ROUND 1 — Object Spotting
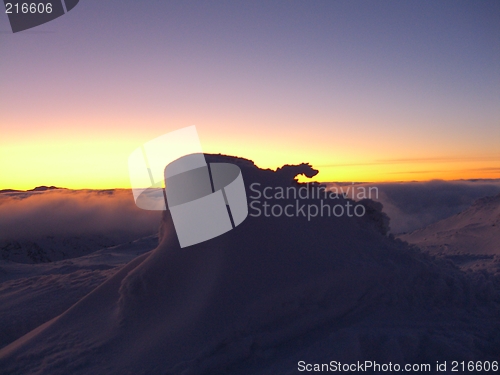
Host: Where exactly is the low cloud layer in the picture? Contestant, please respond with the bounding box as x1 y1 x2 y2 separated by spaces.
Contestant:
0 189 162 241
328 180 500 234
3 180 500 242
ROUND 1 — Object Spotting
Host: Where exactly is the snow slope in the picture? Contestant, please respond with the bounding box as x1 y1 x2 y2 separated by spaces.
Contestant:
0 235 158 349
399 193 500 272
0 234 132 263
0 156 499 375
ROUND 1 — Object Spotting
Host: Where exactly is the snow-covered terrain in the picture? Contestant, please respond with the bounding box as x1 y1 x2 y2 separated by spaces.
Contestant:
327 180 500 233
0 234 134 263
400 193 500 273
0 235 158 349
0 156 499 374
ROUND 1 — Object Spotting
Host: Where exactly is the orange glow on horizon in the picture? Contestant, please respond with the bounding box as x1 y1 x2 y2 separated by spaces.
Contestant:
2 132 499 190
2 116 499 190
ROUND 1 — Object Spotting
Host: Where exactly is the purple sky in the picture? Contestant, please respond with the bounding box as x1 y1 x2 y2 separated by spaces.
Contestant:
1 0 499 188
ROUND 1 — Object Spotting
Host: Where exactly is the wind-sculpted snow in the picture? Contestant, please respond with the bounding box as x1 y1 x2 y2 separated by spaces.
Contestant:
0 235 158 350
0 156 499 375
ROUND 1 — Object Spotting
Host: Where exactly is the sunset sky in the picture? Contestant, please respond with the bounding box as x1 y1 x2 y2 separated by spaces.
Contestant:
1 0 499 189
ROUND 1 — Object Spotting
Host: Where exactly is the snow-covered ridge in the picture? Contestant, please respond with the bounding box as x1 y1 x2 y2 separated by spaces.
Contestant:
399 193 500 273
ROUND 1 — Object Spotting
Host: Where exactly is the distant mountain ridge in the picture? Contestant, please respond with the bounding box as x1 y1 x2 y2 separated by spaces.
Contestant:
400 193 500 255
399 193 500 272
29 186 62 192
0 186 63 194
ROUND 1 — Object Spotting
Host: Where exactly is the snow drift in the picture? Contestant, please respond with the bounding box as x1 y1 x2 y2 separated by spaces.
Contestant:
0 155 499 375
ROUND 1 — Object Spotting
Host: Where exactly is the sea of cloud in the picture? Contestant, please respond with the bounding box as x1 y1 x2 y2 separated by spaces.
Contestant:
2 179 500 242
0 189 161 241
327 179 500 233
